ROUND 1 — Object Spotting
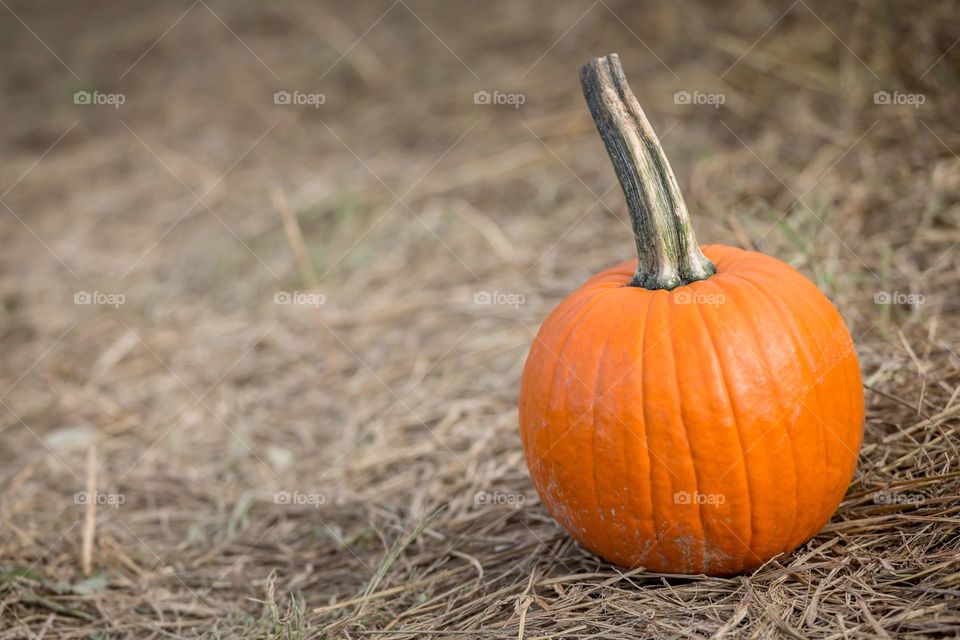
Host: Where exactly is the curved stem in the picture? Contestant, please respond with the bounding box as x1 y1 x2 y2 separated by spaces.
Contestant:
579 53 715 290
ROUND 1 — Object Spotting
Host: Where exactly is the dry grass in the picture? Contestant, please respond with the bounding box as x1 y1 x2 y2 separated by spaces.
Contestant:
1 0 959 637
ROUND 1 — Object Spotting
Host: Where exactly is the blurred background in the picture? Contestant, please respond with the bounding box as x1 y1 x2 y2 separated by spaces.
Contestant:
1 1 959 637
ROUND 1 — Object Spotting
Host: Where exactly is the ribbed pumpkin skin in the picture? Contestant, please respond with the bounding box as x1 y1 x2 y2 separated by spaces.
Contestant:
519 244 864 576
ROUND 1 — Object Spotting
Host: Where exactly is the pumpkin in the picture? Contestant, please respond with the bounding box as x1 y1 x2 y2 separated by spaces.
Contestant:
518 54 864 576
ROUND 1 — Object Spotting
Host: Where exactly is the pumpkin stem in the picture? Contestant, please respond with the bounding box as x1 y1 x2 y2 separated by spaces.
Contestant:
579 54 715 290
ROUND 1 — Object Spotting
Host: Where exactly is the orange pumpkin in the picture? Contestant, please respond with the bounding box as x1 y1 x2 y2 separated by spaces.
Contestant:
519 54 864 576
